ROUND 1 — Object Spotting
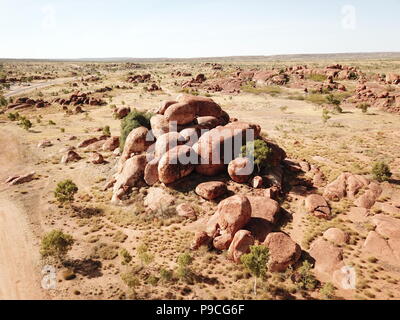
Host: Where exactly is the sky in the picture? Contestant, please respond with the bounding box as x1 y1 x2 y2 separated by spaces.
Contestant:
0 0 399 59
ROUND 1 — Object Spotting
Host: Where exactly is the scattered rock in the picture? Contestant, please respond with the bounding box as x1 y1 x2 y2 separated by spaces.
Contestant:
38 140 52 148
6 171 36 185
191 231 211 250
102 137 120 152
61 150 82 164
251 176 264 189
90 152 104 164
248 197 281 224
112 155 147 203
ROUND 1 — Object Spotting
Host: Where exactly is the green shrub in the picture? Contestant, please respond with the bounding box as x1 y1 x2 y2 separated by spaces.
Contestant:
326 94 341 107
322 109 331 123
0 95 7 107
40 230 74 259
357 103 370 113
120 109 153 151
18 117 32 131
294 261 318 291
159 268 173 283
119 248 132 265
176 252 194 282
7 112 20 121
54 180 78 203
121 272 140 289
137 244 154 266
320 282 336 299
372 161 392 182
240 245 269 296
103 125 111 137
240 139 272 172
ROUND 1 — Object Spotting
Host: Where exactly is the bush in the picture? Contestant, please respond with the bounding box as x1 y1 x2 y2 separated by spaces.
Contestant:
240 245 269 296
137 244 154 266
40 230 74 259
16 116 33 131
159 268 173 283
240 139 272 172
103 125 111 137
0 95 7 107
121 272 140 289
293 261 318 291
120 109 153 151
372 161 392 182
357 103 370 113
176 252 194 282
326 94 342 113
54 180 78 203
322 109 331 123
320 282 336 299
7 112 20 121
119 248 132 265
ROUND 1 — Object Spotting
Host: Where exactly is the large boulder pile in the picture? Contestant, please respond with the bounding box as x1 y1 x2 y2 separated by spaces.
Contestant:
53 91 106 107
192 193 300 271
111 94 287 206
111 94 286 202
348 81 400 114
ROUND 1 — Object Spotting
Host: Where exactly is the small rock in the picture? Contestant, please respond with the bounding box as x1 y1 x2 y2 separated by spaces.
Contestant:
251 176 264 189
90 152 104 164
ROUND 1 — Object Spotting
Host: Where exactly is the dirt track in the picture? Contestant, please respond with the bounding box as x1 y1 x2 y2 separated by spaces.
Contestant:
0 132 46 300
4 77 76 98
0 198 45 300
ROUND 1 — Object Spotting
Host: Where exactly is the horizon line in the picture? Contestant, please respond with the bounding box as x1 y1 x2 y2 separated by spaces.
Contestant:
1 51 400 62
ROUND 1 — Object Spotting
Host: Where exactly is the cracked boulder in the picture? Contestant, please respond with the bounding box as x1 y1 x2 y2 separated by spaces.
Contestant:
305 194 331 219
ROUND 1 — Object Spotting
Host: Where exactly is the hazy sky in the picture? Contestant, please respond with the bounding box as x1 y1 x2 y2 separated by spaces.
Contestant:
1 0 399 59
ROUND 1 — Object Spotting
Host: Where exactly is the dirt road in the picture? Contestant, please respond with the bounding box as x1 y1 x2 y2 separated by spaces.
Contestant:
4 77 76 98
0 131 47 300
0 198 46 300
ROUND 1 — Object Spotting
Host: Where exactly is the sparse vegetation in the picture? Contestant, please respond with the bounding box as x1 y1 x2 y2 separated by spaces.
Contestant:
240 139 272 172
372 161 392 182
120 109 153 150
240 245 269 296
40 230 74 260
54 180 78 203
